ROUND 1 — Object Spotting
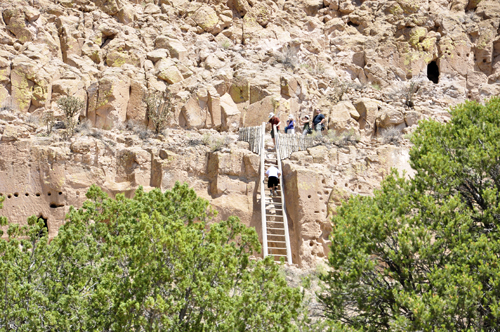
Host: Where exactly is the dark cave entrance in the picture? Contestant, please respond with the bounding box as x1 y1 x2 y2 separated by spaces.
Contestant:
427 61 439 84
37 215 49 237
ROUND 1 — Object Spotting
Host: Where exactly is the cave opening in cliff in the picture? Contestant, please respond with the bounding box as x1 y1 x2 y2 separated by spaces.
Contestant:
37 215 48 238
427 61 439 84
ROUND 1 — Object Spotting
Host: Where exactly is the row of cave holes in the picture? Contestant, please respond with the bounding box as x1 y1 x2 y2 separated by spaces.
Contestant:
305 181 364 200
0 192 64 208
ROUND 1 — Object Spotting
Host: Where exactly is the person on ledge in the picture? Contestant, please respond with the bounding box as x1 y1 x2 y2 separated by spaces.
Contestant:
285 115 295 135
312 108 326 135
300 114 312 136
268 112 281 146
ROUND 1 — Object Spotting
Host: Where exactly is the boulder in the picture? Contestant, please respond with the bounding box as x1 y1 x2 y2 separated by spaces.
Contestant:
155 37 188 61
220 93 241 132
190 5 219 33
180 95 207 129
404 111 420 127
243 95 275 127
2 8 33 43
328 101 360 133
147 49 169 63
157 66 183 84
88 71 130 129
280 75 299 98
375 105 405 129
207 87 222 129
353 98 381 134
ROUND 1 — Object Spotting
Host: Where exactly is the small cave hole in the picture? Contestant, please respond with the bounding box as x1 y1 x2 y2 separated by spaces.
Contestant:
58 192 63 195
334 181 337 185
0 193 3 197
36 193 41 197
427 61 440 84
345 183 348 187
347 21 359 27
358 185 362 189
309 241 314 247
308 195 312 198
322 179 326 184
13 193 19 198
50 203 64 209
483 59 486 63
47 192 51 196
100 35 116 48
25 193 29 197
7 194 11 199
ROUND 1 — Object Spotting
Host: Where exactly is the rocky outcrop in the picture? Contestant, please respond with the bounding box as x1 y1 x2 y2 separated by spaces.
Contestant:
0 0 499 266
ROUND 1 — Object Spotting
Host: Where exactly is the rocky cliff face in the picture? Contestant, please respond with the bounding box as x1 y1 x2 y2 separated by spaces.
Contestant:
0 0 499 267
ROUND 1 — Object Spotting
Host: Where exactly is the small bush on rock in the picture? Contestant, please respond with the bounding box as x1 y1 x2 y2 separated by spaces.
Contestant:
57 95 85 139
380 126 402 145
144 90 173 135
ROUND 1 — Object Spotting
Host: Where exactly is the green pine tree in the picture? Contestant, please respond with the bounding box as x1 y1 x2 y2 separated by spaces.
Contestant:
319 97 500 331
0 183 304 331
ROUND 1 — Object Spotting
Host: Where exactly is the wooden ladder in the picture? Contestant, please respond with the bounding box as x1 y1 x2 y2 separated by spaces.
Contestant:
259 122 292 263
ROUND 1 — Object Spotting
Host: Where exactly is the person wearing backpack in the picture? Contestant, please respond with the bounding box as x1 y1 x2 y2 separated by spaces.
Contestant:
300 115 312 135
312 108 326 135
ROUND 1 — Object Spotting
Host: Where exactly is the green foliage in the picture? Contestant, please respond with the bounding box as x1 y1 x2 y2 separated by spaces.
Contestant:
319 97 500 331
0 183 303 331
57 95 84 139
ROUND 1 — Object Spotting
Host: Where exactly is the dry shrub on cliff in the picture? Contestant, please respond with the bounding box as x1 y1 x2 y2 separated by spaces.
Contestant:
42 110 55 135
57 95 85 139
126 120 149 140
144 90 173 135
380 126 402 146
200 132 231 152
385 79 423 108
276 45 299 69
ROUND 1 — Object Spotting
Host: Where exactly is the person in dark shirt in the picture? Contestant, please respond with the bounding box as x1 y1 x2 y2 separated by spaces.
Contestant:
312 108 325 135
268 112 281 146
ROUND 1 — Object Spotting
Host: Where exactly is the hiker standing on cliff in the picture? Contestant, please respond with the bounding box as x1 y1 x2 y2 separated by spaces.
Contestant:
285 115 295 135
300 114 312 136
312 108 326 135
265 165 281 197
268 112 280 146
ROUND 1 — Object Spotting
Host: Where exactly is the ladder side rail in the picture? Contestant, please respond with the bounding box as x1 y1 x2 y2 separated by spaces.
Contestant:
260 122 268 258
273 124 293 264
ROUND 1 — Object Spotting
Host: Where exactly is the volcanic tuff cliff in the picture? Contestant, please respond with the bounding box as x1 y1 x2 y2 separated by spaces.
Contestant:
0 0 499 266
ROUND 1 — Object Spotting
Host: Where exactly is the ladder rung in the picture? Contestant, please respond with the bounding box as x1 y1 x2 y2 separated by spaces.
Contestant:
268 254 288 257
268 240 287 243
266 215 283 217
266 208 283 211
267 227 285 230
267 220 284 223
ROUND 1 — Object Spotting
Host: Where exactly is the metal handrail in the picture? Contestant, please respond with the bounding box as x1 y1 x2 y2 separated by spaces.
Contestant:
273 124 293 263
259 122 268 258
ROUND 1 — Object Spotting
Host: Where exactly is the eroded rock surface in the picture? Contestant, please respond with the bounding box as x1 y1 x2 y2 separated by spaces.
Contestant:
0 0 499 266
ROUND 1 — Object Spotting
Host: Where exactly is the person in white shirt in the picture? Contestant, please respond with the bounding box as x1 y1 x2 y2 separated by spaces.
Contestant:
265 165 281 196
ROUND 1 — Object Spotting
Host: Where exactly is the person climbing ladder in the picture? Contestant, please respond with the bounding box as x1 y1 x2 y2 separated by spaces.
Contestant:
265 165 281 196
